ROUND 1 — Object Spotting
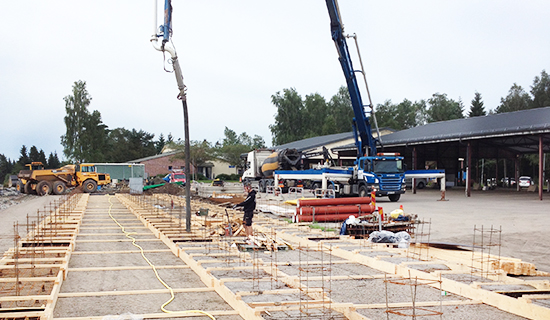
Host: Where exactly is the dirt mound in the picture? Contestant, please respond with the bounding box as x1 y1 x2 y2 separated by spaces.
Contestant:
144 183 184 195
208 195 245 204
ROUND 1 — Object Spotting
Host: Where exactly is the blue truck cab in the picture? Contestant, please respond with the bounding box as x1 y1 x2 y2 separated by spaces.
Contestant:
357 153 406 201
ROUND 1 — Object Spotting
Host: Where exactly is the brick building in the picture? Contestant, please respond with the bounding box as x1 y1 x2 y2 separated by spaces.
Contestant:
130 151 195 178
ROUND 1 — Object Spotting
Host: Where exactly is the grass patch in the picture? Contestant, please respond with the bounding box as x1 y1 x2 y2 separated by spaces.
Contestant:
309 222 336 232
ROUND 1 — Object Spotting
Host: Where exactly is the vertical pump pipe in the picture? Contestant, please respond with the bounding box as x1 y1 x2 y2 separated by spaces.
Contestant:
151 0 192 232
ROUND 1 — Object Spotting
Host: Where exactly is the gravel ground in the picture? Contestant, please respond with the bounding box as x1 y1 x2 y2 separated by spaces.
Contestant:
2 190 550 319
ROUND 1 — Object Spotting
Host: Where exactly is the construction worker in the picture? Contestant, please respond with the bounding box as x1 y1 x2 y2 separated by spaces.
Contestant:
234 183 256 241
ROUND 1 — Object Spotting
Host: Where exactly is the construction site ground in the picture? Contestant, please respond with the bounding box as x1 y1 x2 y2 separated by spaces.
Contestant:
1 188 549 320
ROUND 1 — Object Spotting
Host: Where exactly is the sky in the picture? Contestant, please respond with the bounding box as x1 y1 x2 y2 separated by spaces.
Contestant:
1 1 549 161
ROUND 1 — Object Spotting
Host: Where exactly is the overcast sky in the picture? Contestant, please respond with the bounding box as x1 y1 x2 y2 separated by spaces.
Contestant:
1 1 549 161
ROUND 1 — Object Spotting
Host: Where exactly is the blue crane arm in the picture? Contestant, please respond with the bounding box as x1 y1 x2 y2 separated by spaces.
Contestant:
325 0 377 158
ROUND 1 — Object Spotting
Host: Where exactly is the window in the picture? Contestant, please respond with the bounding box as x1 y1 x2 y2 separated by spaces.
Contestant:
168 166 173 170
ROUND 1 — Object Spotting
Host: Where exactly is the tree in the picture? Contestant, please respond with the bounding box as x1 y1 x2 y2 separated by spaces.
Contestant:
426 93 464 122
495 83 532 113
215 127 266 167
0 154 13 185
38 149 47 166
530 70 550 109
61 80 92 162
376 99 426 130
156 133 166 154
303 93 329 138
29 146 40 162
81 110 109 162
18 145 29 166
170 139 216 178
326 86 354 133
468 92 486 117
47 152 61 169
269 88 305 145
105 128 157 163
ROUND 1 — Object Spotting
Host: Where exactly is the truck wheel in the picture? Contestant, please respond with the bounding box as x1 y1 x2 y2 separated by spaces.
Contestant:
359 185 369 197
24 182 36 195
17 181 25 193
53 181 66 195
312 182 320 190
388 194 401 202
37 181 52 196
417 181 425 189
83 180 97 193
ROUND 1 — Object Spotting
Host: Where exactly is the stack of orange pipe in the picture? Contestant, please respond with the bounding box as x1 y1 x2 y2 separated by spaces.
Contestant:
294 197 375 222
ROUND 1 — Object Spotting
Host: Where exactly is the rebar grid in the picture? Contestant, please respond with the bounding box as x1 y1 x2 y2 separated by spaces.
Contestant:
470 225 502 281
297 243 336 320
408 218 431 261
384 271 443 319
1 193 81 311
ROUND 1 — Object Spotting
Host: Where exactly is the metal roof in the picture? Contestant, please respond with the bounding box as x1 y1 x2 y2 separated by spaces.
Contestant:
382 107 550 146
275 131 354 151
129 151 180 163
333 107 550 154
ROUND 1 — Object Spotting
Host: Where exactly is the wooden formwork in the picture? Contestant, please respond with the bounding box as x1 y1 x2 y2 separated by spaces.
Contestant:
0 193 89 320
5 193 549 320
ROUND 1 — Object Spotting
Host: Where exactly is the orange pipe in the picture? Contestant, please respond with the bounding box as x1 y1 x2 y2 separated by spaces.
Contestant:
297 197 371 208
294 213 359 223
296 204 374 215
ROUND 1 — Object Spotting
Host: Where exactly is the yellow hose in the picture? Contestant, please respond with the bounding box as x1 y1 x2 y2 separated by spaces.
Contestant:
107 195 215 319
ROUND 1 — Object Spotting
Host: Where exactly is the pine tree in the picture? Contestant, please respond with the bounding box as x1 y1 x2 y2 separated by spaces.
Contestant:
469 92 486 117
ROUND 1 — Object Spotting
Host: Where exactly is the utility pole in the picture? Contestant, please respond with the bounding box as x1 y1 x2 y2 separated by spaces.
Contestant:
151 0 192 231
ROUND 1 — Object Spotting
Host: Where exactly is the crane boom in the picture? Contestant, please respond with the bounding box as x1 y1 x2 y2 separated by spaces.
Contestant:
325 0 377 158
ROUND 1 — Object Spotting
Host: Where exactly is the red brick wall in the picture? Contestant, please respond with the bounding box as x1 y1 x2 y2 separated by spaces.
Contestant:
140 155 195 178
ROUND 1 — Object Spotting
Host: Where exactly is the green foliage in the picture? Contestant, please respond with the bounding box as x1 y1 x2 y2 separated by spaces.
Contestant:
216 127 266 167
0 154 13 185
496 83 532 113
469 92 486 117
18 146 29 166
169 139 216 177
426 93 464 123
530 70 550 109
47 152 61 169
215 173 241 181
29 146 40 162
376 99 427 130
156 133 166 154
269 86 354 145
61 80 93 162
105 128 157 163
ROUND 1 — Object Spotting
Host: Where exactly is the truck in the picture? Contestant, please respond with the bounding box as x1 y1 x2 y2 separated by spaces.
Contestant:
163 169 186 185
241 148 301 192
17 163 111 196
266 1 407 201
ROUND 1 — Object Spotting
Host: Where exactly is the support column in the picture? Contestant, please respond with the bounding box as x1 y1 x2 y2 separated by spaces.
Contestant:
515 156 520 192
413 147 417 194
539 136 543 200
467 142 471 197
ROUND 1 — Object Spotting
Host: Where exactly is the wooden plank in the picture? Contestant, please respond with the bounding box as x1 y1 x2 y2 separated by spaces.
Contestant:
57 287 215 298
71 249 172 255
69 265 190 272
54 309 239 320
354 299 483 309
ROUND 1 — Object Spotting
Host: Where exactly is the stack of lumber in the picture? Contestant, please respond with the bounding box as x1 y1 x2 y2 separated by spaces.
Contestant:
293 197 375 222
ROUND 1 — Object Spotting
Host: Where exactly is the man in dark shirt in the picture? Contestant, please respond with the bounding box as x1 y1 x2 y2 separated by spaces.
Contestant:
234 184 256 239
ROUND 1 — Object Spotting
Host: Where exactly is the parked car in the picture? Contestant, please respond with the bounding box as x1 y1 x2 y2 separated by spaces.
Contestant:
518 176 533 188
405 177 427 189
500 177 516 187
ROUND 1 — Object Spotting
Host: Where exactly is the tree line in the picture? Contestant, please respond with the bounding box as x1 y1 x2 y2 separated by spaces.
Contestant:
1 80 267 185
270 69 550 143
